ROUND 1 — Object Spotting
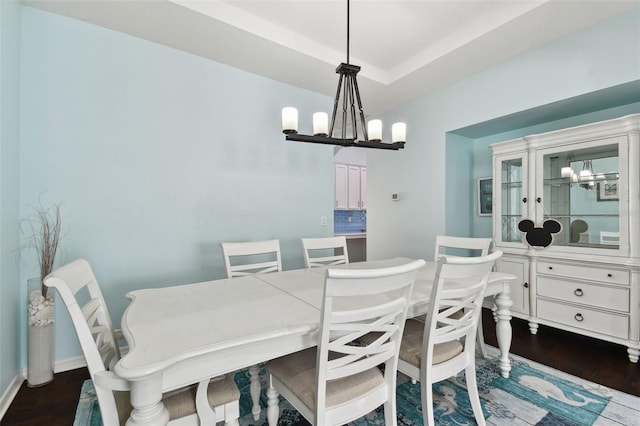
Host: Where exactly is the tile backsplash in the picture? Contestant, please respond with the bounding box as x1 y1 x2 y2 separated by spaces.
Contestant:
334 210 367 234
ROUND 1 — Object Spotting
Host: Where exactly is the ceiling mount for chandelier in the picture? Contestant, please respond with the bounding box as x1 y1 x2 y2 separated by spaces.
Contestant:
281 0 405 150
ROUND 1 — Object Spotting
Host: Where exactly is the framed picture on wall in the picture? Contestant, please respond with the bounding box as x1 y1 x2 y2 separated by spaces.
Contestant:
597 181 618 201
477 177 493 216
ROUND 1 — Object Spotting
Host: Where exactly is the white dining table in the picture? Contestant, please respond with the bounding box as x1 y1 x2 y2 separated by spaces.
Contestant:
115 258 515 425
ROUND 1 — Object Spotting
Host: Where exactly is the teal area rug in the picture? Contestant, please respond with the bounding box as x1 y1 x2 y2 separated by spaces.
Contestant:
74 348 639 425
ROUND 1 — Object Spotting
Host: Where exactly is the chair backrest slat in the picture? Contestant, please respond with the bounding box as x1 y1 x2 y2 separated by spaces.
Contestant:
302 236 349 268
600 231 620 245
221 239 282 277
434 235 492 261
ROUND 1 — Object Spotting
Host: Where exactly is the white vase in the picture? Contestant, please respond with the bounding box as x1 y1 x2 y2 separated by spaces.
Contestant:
27 278 55 387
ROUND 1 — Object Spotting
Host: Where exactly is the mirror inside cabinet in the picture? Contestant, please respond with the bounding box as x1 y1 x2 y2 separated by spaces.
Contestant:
542 143 619 249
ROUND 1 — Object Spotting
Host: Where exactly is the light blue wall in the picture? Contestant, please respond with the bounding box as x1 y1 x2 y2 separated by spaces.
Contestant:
445 134 474 238
370 9 640 262
18 7 334 363
2 2 640 404
0 0 23 400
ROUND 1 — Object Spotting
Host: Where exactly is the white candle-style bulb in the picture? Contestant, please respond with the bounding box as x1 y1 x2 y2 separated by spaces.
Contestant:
579 169 593 181
392 122 406 143
313 112 328 136
281 107 298 134
367 119 382 141
561 167 573 178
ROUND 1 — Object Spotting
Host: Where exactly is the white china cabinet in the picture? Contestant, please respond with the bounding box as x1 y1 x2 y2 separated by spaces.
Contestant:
490 114 640 362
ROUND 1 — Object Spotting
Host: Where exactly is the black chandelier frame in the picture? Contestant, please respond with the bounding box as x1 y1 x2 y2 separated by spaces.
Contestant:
283 0 405 151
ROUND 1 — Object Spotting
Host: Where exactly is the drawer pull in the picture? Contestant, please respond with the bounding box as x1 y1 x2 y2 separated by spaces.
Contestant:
522 197 527 203
607 273 613 278
574 288 583 297
524 282 529 288
574 313 584 322
548 266 553 270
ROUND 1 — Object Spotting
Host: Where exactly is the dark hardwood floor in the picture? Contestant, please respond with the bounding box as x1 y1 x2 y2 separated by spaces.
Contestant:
2 367 89 425
2 310 639 425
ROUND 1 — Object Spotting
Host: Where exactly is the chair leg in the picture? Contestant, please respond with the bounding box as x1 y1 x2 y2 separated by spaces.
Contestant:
465 364 486 426
477 315 489 359
420 384 436 426
266 382 279 426
383 395 398 426
224 400 240 426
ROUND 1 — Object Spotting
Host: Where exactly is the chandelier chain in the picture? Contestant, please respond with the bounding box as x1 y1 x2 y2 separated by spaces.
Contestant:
347 0 350 64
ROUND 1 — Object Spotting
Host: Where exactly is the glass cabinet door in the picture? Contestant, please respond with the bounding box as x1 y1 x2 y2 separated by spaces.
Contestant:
537 136 623 251
496 154 527 245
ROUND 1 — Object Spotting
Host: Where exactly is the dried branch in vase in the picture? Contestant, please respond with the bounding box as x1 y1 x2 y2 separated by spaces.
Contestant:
21 202 63 298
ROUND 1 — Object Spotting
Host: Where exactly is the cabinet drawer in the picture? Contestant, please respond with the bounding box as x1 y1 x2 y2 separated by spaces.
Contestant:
537 277 629 312
537 261 629 286
537 299 629 339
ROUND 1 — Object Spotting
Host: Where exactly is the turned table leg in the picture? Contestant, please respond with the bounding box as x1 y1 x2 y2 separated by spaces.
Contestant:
494 287 513 378
127 374 169 426
249 364 262 420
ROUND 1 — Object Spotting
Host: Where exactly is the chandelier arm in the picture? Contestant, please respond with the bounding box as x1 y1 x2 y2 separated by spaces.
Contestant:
341 76 349 140
285 133 403 150
351 76 368 141
348 76 359 141
344 76 352 139
330 73 345 138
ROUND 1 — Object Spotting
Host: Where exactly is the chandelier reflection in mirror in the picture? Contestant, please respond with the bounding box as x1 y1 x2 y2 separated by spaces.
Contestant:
281 0 406 150
561 160 608 190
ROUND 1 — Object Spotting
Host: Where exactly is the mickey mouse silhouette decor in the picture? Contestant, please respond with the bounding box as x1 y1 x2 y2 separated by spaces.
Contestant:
518 219 562 248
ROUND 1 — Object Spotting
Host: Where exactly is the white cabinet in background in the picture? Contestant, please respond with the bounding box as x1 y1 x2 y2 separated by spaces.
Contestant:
490 114 640 363
359 167 367 210
335 163 366 210
335 164 348 209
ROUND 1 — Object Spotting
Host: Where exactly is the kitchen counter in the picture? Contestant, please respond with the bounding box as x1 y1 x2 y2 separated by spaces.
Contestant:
335 232 366 239
335 233 367 261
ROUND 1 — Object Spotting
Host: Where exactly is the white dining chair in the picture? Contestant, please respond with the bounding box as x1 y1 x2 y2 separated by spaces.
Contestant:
265 258 426 426
44 259 240 425
433 235 494 358
434 235 492 260
600 231 620 245
301 236 349 268
220 239 283 420
398 251 501 426
221 239 282 277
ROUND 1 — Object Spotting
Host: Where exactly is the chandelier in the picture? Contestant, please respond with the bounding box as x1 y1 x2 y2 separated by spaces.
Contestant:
561 160 595 190
281 0 406 150
578 160 595 190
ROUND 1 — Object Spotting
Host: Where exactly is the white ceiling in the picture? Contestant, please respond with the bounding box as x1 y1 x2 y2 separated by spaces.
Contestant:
22 0 640 116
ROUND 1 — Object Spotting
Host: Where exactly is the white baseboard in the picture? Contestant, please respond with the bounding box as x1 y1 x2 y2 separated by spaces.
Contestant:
0 372 25 421
55 355 87 373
